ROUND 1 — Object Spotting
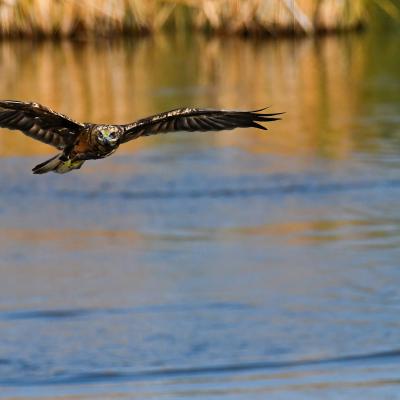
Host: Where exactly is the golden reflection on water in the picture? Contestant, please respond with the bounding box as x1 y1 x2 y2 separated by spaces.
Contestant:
0 34 366 158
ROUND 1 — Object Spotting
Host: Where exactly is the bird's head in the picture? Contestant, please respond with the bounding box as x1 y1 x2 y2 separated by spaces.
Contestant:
95 125 123 147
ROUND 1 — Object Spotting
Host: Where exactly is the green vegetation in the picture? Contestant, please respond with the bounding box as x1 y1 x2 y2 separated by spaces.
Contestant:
0 0 398 37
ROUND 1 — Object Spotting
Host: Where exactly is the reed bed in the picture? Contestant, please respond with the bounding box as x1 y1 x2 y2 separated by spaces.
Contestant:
0 0 395 37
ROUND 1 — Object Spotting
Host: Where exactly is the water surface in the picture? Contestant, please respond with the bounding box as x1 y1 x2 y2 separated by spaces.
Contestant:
0 31 400 399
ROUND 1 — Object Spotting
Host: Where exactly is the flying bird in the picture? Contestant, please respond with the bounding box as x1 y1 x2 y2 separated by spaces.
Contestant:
0 100 282 174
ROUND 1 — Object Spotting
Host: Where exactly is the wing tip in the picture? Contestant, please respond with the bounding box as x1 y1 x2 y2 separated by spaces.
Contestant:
252 108 284 123
251 122 268 131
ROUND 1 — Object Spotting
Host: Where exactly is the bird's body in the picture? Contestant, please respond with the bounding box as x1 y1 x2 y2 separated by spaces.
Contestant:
0 100 282 174
32 124 124 174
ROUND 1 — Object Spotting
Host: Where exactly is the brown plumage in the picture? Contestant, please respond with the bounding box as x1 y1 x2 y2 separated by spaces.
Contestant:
0 100 282 174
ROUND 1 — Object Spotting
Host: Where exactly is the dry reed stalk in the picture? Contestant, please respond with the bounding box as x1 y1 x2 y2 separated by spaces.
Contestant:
0 0 389 37
185 0 368 34
0 0 175 36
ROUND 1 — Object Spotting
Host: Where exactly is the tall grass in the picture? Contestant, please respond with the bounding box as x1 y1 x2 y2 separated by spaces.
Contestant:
0 0 396 37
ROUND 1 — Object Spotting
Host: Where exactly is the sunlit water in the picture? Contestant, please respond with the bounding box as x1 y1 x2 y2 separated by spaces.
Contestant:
0 30 400 399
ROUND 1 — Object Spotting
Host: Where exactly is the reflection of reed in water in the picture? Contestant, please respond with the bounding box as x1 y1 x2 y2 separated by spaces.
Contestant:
0 0 384 37
0 34 365 160
195 35 366 160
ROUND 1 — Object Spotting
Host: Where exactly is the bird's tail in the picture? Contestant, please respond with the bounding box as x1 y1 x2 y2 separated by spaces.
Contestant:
32 153 85 174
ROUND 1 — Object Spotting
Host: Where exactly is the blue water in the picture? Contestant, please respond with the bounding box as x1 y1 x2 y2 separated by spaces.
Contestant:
0 30 400 399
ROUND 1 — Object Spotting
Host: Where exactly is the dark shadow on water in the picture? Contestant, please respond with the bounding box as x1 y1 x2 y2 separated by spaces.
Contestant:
0 302 252 321
3 349 400 387
56 178 400 200
2 177 400 201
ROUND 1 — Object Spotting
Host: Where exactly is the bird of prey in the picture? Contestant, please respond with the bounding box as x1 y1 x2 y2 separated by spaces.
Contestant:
0 100 282 174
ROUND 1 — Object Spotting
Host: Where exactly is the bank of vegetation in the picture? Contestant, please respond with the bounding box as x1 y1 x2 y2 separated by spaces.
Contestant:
0 0 397 37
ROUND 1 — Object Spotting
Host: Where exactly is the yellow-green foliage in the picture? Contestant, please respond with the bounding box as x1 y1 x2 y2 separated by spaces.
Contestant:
0 0 396 37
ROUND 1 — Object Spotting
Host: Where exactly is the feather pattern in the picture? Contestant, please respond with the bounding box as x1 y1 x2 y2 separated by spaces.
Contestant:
121 107 282 143
0 100 84 149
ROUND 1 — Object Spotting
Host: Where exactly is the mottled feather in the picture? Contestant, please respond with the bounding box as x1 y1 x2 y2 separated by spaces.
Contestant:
0 100 84 149
121 108 283 143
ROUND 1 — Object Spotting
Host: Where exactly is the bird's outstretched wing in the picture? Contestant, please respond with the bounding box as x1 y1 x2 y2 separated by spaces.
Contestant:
121 108 282 143
0 100 84 149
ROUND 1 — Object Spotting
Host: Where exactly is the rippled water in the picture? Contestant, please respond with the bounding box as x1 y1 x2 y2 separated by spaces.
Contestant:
0 29 400 399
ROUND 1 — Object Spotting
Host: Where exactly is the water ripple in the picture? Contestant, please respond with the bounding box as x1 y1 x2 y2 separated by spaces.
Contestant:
0 302 252 321
2 349 400 387
41 178 400 201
